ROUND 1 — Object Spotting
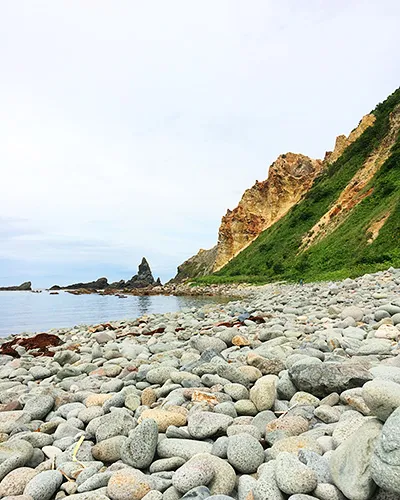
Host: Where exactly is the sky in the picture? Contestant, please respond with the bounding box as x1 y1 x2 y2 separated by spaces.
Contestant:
1 1 399 287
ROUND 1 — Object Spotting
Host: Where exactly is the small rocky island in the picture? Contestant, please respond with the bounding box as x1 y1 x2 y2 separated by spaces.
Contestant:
0 281 32 291
50 258 162 294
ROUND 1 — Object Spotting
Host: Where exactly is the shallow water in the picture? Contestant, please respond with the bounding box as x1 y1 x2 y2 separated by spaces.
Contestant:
0 291 230 337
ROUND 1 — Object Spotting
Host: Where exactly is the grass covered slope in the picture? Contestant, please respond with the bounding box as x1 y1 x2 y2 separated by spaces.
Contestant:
198 88 400 284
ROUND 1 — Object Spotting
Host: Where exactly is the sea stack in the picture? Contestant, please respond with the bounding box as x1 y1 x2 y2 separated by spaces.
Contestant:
124 257 158 288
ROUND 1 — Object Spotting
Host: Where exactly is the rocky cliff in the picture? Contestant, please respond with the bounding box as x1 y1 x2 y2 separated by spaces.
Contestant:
324 113 376 165
214 153 323 271
173 152 324 281
173 154 323 281
174 88 399 282
209 88 400 282
173 246 218 282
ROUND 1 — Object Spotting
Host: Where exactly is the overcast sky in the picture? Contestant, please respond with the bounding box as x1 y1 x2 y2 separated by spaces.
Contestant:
1 0 399 287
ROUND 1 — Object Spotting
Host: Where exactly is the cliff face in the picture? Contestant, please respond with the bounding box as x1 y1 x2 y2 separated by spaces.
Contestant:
173 90 398 282
213 88 400 282
325 114 376 164
302 106 400 251
173 153 323 281
173 246 218 282
214 153 323 270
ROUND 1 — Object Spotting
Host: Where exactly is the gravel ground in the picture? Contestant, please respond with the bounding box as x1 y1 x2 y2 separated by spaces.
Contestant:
0 268 399 500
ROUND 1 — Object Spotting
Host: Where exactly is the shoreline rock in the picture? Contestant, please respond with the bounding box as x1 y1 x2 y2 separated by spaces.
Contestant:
50 257 162 293
0 282 32 292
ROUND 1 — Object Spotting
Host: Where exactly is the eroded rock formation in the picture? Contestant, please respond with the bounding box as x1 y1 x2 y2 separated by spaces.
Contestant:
51 258 161 291
173 246 218 282
173 109 381 281
173 154 323 281
302 106 400 250
325 114 376 164
214 153 323 270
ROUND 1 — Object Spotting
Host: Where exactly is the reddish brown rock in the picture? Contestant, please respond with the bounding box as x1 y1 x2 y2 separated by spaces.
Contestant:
0 333 62 358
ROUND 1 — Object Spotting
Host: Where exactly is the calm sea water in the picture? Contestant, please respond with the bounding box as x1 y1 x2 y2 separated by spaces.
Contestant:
0 291 229 337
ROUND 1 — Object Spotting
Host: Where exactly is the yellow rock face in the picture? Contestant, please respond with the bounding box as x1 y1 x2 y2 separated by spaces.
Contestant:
173 110 379 280
325 114 376 165
214 153 323 270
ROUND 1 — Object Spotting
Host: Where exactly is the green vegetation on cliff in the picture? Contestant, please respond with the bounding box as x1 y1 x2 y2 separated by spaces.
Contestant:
197 88 400 284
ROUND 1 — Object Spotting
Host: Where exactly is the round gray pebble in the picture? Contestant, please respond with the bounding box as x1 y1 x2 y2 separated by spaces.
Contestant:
227 434 264 473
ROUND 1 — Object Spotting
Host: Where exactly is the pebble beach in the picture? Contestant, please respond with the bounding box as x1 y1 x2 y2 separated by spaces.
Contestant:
0 268 400 500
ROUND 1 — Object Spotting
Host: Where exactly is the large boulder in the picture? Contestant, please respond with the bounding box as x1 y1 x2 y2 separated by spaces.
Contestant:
330 418 382 500
371 407 400 494
362 379 400 421
289 361 372 397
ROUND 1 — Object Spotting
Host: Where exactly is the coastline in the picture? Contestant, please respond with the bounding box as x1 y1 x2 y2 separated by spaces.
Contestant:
0 281 254 298
63 282 255 298
0 268 399 498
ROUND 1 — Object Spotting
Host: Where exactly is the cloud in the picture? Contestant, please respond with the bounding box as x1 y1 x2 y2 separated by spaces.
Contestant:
0 0 399 287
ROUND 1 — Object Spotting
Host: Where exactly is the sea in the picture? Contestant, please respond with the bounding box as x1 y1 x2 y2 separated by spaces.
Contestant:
0 291 230 337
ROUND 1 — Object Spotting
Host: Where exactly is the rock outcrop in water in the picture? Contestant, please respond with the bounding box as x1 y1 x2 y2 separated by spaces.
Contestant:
52 277 109 291
50 258 160 292
0 281 32 291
